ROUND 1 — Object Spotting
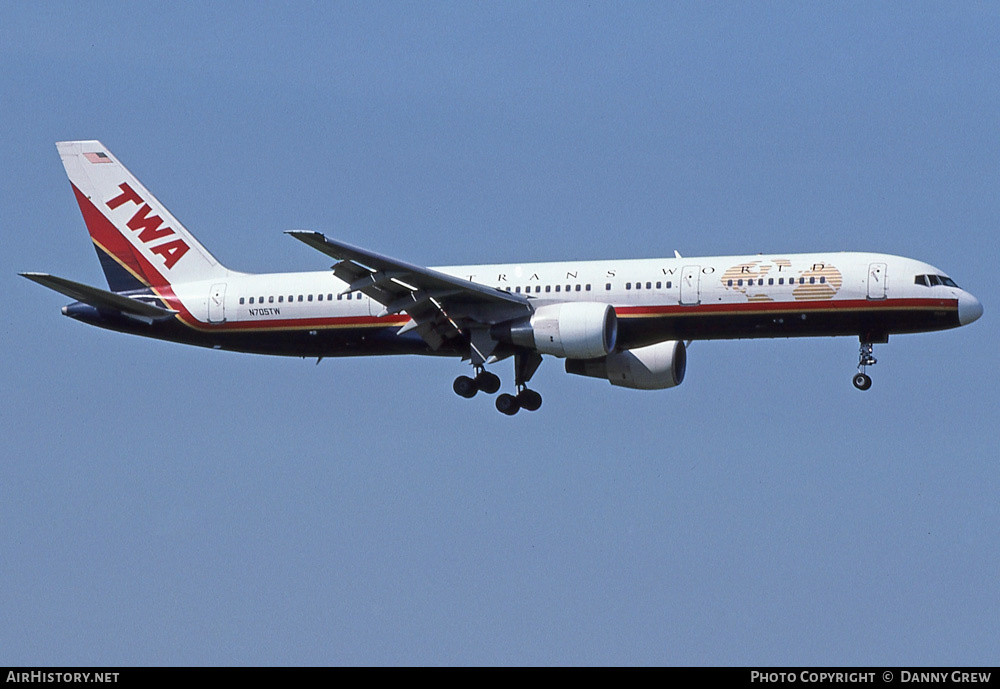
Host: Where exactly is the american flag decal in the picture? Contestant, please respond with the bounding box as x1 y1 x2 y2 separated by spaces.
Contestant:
84 152 112 164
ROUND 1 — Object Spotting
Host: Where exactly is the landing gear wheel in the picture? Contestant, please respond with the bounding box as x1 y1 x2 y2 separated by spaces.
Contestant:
475 371 501 395
453 375 478 398
853 373 872 391
516 388 542 411
496 393 520 416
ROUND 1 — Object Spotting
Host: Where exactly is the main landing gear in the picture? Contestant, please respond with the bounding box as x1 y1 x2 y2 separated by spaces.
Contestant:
453 368 501 398
495 386 542 416
452 351 544 415
853 341 877 391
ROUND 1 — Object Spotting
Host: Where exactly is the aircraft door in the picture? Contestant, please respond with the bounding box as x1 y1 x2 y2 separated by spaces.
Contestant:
867 263 887 300
680 266 701 305
208 282 227 323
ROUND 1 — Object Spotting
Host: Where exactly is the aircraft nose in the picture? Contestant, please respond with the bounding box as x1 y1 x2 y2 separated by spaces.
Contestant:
958 291 983 326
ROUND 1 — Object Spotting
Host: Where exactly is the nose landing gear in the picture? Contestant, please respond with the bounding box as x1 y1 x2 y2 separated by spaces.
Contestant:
853 341 877 390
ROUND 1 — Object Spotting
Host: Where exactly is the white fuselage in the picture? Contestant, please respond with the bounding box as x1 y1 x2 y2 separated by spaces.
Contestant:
166 251 978 343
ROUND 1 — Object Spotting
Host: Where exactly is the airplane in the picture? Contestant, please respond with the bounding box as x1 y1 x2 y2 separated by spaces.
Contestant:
22 141 983 415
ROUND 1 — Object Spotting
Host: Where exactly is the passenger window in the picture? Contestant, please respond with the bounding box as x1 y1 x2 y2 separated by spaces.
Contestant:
778 278 784 285
318 294 323 301
515 287 521 293
278 296 284 303
546 285 552 293
347 293 352 300
337 293 343 300
768 278 774 285
239 297 245 305
269 296 274 303
259 296 264 303
656 281 662 289
626 282 632 290
249 297 255 304
575 284 581 292
666 281 672 289
820 277 826 284
635 282 641 290
737 279 743 287
308 294 313 301
606 283 611 290
586 284 591 291
555 285 561 292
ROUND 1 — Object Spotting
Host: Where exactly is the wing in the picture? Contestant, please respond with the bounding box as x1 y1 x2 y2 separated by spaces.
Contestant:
286 231 530 352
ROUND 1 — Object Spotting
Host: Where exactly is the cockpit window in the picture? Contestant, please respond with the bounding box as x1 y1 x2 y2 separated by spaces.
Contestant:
915 274 960 288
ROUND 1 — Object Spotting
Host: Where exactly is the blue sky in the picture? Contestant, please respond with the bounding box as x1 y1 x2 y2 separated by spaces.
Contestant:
2 2 997 665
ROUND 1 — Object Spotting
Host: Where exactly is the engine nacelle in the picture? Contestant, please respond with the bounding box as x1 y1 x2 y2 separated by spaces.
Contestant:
565 340 687 390
498 302 618 359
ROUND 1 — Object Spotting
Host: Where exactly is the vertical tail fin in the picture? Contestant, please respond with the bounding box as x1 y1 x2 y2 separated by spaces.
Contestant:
57 140 227 291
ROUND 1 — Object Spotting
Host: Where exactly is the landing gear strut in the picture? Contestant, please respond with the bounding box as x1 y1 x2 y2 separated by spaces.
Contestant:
853 341 877 391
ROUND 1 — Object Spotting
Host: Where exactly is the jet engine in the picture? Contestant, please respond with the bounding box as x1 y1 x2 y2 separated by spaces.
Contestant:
495 302 618 359
565 340 687 390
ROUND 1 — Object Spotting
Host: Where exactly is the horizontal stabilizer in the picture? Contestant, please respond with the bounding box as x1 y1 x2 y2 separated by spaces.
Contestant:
20 272 177 319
